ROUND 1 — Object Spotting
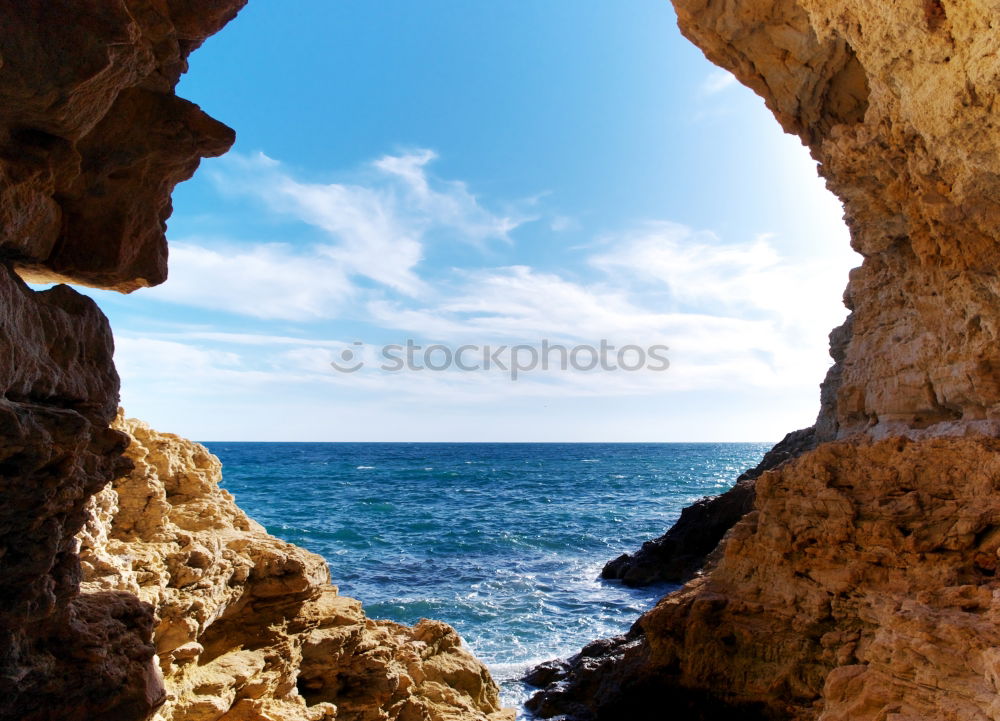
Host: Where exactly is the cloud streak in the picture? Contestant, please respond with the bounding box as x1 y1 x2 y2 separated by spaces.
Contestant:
220 150 524 296
116 149 856 412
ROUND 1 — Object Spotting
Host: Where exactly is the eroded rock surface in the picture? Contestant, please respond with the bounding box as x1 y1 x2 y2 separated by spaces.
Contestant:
0 3 244 719
0 266 158 721
530 1 1000 719
0 0 242 291
79 416 513 721
0 3 510 720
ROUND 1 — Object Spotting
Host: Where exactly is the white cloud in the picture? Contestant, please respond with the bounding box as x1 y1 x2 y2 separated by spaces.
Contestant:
700 70 737 96
142 150 527 321
590 222 850 333
204 150 524 298
113 149 858 421
143 242 353 320
363 228 851 394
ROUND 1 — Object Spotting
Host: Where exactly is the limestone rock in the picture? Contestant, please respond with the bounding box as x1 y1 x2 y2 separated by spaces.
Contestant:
531 1 1000 718
0 3 513 720
675 0 1000 440
531 438 1000 719
0 3 245 718
79 415 513 721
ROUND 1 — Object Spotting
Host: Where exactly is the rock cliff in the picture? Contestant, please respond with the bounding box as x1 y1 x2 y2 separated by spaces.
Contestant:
79 416 511 721
0 2 244 717
529 0 1000 718
0 2 508 720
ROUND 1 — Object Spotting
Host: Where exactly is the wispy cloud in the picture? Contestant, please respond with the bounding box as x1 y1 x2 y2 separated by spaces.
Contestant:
247 149 520 294
145 241 353 320
152 150 526 316
113 149 856 414
590 222 849 332
700 70 737 96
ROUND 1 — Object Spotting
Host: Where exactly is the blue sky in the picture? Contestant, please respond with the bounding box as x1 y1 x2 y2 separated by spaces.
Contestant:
81 0 859 441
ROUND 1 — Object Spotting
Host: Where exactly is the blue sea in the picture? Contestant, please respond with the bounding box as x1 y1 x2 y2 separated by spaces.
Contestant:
203 442 769 716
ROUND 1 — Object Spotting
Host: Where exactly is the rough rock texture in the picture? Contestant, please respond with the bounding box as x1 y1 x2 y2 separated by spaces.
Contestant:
79 416 513 721
676 0 1000 442
0 0 242 291
0 265 159 721
529 1 1000 719
0 3 245 719
0 3 510 720
602 427 816 586
532 438 1000 720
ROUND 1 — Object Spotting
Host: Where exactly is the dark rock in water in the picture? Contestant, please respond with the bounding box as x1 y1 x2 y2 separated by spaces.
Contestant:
523 626 774 721
528 429 819 717
523 659 570 688
600 427 816 587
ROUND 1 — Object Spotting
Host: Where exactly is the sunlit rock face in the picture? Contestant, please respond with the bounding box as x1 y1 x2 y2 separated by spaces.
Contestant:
676 0 1000 440
79 416 512 721
528 2 1000 719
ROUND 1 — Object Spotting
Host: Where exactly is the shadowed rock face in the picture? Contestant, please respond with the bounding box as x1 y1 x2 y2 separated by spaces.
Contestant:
528 1 1000 719
0 2 237 719
0 4 513 720
0 0 241 291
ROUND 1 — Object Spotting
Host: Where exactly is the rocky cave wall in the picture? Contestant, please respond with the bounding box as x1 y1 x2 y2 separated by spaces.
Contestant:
528 1 1000 720
0 2 244 718
0 3 508 720
6 0 1000 720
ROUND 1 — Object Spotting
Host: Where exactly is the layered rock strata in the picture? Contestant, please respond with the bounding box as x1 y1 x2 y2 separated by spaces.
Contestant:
79 416 511 721
530 1 1000 719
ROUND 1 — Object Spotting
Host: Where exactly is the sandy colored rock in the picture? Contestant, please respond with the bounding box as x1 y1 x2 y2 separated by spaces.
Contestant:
531 438 1000 720
79 415 513 721
0 3 513 720
674 0 1000 441
0 3 245 718
530 2 1000 719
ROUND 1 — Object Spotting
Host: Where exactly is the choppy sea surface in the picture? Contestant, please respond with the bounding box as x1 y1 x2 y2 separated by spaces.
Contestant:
203 442 770 716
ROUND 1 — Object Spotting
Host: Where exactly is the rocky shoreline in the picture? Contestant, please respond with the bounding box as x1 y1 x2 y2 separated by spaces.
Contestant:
521 0 1000 716
79 415 511 721
3 0 1000 719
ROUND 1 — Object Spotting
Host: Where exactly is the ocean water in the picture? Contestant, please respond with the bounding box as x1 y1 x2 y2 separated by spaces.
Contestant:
203 442 770 716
